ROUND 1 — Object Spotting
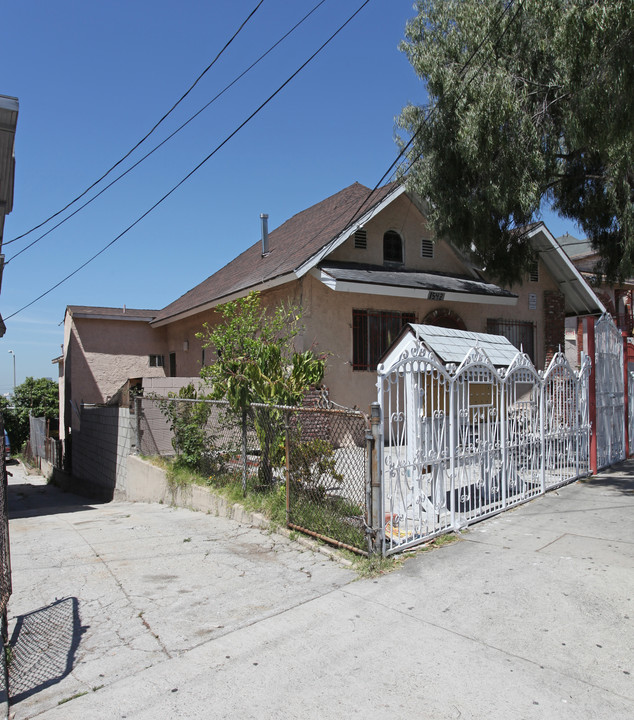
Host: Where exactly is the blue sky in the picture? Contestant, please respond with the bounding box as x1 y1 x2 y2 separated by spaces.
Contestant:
0 0 582 394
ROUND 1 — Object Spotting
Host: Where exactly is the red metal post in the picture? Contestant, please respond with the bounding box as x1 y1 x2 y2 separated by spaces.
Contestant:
624 332 631 459
587 316 598 475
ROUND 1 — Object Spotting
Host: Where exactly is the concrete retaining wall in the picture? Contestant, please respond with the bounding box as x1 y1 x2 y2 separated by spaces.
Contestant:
72 407 134 499
125 455 268 527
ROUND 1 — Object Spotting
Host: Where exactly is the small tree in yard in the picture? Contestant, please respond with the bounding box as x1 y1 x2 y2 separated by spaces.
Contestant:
156 384 214 470
197 292 325 486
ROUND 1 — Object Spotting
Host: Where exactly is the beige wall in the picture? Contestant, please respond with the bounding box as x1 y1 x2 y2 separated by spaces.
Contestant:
328 194 466 275
298 267 558 410
62 314 168 438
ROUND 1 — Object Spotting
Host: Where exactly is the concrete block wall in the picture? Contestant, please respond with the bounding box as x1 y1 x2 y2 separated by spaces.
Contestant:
72 406 134 498
142 377 203 395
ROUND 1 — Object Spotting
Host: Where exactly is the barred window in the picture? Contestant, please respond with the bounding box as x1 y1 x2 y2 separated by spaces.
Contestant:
487 319 535 362
353 309 415 371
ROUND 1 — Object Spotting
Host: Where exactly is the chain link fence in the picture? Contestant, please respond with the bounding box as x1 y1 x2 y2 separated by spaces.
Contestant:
0 414 12 699
135 396 370 554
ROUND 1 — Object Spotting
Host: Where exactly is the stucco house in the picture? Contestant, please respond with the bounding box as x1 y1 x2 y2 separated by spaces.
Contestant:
58 181 605 437
147 181 603 407
55 306 167 442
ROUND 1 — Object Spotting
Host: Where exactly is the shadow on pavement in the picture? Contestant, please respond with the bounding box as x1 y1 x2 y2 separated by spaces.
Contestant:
579 473 634 495
8 483 105 520
8 597 85 705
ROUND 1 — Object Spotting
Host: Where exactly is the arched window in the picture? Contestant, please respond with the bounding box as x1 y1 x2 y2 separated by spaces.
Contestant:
383 230 403 264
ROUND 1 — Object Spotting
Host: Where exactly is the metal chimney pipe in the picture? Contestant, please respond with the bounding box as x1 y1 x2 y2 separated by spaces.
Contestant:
260 213 269 256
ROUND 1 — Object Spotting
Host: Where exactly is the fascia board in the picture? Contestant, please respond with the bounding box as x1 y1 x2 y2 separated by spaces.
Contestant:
295 185 407 279
71 313 155 322
312 268 517 306
151 271 298 327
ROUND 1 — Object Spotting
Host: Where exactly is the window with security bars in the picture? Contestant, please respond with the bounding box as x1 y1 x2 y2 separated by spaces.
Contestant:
486 319 535 362
353 309 415 371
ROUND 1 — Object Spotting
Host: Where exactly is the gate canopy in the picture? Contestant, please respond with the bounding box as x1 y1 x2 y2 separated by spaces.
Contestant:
380 323 521 370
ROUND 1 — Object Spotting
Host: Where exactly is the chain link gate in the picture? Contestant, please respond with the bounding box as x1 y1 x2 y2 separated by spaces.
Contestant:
594 313 625 469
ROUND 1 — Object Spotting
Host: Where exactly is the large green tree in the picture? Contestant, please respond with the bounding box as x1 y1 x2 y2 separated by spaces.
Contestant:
398 0 634 284
1 377 59 451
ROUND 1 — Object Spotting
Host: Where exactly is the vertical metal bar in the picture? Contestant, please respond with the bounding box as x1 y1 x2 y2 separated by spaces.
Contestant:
365 421 374 556
501 370 507 510
540 370 546 493
134 396 142 455
622 332 629 459
241 409 248 497
370 402 382 555
587 317 598 474
449 370 456 530
284 410 291 524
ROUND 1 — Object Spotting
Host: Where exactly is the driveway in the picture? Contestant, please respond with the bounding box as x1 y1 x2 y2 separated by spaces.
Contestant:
5 460 634 719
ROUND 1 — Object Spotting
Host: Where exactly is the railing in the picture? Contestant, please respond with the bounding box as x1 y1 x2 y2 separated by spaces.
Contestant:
378 346 591 555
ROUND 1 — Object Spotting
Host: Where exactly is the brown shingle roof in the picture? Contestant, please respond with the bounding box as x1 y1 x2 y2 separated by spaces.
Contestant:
152 181 401 325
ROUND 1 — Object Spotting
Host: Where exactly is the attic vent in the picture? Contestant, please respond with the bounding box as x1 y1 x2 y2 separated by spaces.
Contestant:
421 237 434 258
529 260 539 282
354 229 367 249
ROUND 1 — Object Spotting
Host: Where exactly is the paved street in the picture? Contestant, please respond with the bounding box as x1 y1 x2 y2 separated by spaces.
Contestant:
5 459 634 719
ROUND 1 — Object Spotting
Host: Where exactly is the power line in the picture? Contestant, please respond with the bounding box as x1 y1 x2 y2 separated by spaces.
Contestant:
6 0 330 264
4 0 373 322
3 0 265 246
292 0 519 258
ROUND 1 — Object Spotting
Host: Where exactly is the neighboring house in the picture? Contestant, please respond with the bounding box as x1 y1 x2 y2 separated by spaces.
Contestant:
0 94 19 336
56 306 166 442
58 182 605 423
558 233 634 366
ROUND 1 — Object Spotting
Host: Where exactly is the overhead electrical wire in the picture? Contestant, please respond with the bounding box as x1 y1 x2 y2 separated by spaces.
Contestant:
348 0 520 230
5 0 330 265
3 0 265 246
4 0 373 322
286 0 520 265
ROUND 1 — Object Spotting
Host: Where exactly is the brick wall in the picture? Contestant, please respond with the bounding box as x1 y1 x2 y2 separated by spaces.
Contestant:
72 407 134 499
544 290 566 367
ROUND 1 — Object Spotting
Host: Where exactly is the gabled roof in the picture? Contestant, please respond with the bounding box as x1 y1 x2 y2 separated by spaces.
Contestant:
526 224 605 316
381 324 521 369
152 182 404 326
151 181 605 327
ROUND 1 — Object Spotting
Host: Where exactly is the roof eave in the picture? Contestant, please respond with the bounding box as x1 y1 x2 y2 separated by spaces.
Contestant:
311 268 518 306
150 271 299 327
527 224 606 315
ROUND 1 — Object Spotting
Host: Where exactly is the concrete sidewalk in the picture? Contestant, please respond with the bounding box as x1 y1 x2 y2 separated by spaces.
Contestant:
6 460 634 719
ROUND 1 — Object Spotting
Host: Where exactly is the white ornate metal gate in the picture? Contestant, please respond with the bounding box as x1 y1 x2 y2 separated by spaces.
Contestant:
378 342 590 555
594 313 625 469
